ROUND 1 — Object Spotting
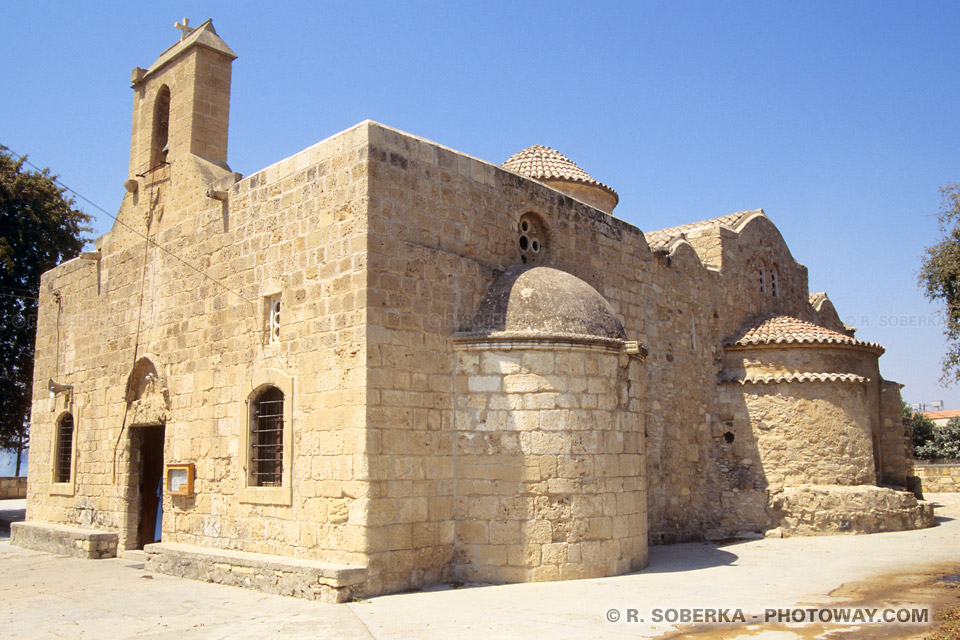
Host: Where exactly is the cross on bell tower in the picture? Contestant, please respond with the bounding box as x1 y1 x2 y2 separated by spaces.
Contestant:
174 18 195 41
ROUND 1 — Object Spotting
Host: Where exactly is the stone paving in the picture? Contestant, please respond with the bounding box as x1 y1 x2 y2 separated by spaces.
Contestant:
3 495 960 639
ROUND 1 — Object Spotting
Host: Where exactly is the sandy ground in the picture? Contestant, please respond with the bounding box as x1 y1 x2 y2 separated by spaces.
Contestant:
2 495 959 639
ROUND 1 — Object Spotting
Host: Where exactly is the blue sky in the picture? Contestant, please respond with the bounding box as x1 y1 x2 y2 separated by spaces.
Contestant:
2 1 959 408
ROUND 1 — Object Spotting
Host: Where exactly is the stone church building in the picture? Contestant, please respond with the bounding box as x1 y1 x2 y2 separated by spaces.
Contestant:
13 20 933 602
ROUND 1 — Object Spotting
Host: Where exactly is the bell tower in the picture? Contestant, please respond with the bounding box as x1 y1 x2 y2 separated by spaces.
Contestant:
127 18 237 179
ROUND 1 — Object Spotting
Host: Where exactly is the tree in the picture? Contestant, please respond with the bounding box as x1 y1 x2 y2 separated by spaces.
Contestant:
903 401 936 452
915 416 960 462
0 145 90 475
920 182 960 383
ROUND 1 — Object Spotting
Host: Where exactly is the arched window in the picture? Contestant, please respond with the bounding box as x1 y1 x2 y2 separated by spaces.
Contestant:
770 268 779 298
55 413 74 484
250 386 284 487
758 267 766 294
151 86 171 168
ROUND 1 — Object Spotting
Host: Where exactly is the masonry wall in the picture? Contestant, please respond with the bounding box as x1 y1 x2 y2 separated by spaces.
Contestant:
643 244 726 543
453 346 646 582
0 477 27 499
717 343 882 492
732 382 874 486
361 123 652 593
914 463 960 492
879 380 912 486
640 213 821 542
26 123 372 565
714 216 813 338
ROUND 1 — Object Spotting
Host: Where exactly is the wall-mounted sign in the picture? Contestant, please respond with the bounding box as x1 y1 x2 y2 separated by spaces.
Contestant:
165 463 195 496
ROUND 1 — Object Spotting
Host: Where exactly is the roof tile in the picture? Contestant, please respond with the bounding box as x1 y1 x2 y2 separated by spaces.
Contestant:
718 371 870 385
725 315 884 354
645 210 760 251
502 145 618 200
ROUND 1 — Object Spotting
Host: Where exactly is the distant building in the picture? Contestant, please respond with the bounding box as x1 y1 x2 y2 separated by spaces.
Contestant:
12 19 934 602
920 409 960 428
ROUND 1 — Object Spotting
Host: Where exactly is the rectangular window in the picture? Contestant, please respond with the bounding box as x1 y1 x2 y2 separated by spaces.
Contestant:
251 387 284 487
266 294 281 344
55 414 74 484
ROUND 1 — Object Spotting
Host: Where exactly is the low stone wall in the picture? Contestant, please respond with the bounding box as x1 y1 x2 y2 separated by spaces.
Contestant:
768 484 935 536
145 542 367 603
11 521 118 559
0 477 26 499
914 464 960 493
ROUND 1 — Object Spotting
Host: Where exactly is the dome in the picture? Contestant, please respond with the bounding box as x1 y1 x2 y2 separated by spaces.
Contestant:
461 266 626 341
725 315 884 354
502 145 619 214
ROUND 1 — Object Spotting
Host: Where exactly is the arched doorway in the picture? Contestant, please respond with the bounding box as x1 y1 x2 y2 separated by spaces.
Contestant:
124 357 169 549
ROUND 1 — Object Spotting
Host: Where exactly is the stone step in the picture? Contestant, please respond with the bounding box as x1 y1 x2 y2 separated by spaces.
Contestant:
144 541 367 603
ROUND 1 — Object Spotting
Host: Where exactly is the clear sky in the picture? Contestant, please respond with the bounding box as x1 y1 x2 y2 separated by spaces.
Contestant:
2 1 959 408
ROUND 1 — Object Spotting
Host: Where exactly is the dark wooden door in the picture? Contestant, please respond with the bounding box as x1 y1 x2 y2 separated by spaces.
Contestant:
137 425 165 549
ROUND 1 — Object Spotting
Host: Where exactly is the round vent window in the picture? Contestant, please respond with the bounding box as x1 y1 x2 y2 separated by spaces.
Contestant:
518 213 546 264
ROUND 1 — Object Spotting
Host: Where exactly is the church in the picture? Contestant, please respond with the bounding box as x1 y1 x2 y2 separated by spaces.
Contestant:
12 20 933 602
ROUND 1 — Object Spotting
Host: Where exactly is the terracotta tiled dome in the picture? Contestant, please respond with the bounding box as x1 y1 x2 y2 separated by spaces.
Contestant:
725 315 884 354
503 145 618 212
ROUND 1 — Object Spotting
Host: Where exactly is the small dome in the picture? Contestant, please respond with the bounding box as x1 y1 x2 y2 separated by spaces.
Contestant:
462 266 626 341
503 145 619 214
725 315 884 354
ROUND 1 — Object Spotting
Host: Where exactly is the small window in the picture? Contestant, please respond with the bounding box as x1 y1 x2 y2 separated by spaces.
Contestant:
758 267 766 294
266 294 281 344
518 213 546 265
55 413 74 484
251 386 284 487
770 269 779 298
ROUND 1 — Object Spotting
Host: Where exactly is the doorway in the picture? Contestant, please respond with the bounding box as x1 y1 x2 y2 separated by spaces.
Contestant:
136 424 165 549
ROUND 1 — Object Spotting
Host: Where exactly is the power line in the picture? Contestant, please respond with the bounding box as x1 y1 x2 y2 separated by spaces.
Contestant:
0 284 40 297
5 148 254 306
0 291 37 301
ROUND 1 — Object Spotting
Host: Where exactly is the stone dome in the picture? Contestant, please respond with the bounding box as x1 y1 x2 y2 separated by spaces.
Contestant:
461 266 626 341
502 145 619 214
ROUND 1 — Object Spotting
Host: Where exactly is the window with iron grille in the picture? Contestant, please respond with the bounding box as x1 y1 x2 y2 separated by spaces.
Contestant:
55 413 74 484
251 386 284 487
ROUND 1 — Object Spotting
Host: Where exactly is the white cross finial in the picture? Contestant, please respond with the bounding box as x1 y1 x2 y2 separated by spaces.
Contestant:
174 18 194 41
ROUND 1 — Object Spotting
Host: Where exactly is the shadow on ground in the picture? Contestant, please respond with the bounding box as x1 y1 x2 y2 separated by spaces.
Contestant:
0 500 25 538
641 542 739 574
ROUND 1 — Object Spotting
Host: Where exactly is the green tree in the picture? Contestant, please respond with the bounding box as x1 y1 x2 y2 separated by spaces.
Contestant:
0 146 90 474
915 416 960 461
920 182 960 383
903 401 936 452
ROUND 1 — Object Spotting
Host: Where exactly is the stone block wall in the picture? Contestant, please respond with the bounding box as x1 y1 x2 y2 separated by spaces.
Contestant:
914 464 960 493
361 122 653 593
644 244 726 544
26 123 373 565
452 346 646 583
879 380 912 486
725 382 874 487
0 477 26 499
